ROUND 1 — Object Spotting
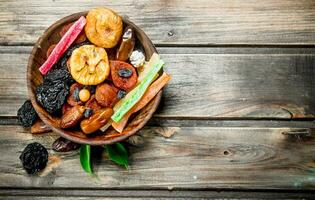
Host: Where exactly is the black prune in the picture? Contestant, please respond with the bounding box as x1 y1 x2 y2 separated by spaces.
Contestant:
17 100 38 127
44 67 73 85
118 68 133 78
117 90 126 99
19 142 48 174
36 81 69 114
84 108 93 118
52 137 80 152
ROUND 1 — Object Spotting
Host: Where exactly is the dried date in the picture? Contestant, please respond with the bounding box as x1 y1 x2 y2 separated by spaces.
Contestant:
52 137 80 152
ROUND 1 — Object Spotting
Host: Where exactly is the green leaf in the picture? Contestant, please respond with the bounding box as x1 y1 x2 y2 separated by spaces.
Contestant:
105 143 129 169
80 144 92 174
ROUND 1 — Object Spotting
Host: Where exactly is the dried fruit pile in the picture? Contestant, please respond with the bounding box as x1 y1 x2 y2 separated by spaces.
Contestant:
35 7 171 136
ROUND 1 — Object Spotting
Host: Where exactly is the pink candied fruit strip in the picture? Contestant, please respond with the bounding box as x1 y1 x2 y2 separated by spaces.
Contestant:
39 16 87 75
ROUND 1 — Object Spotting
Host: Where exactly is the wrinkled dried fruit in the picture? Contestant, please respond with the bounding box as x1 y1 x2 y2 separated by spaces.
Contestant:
110 60 137 90
84 108 93 118
85 7 123 48
17 100 37 127
31 119 52 134
62 103 72 115
95 83 119 108
44 67 74 85
80 108 113 134
52 137 80 152
85 95 102 112
60 105 85 128
36 81 69 114
70 45 110 85
19 142 48 174
118 68 133 78
116 26 135 61
117 90 126 99
67 83 83 106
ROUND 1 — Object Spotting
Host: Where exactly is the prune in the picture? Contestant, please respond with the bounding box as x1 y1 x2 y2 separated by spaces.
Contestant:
117 90 126 99
84 108 93 118
52 137 80 152
36 81 69 114
44 67 74 85
17 100 38 127
19 142 48 174
118 68 133 78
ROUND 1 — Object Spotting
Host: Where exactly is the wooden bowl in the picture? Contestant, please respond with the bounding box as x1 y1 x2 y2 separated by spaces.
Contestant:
27 12 162 145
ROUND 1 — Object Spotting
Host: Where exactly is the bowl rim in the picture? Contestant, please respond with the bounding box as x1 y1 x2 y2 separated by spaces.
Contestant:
27 11 162 145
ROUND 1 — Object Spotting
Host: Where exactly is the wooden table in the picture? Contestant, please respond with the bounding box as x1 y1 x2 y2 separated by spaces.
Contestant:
1 0 315 199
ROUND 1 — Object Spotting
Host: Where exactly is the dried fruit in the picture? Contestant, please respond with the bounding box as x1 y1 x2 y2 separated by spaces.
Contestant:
85 7 123 48
80 108 113 134
70 45 110 85
85 95 102 112
130 50 145 68
79 89 91 102
95 83 119 108
117 90 126 99
52 137 80 152
67 83 83 106
110 61 137 90
36 81 69 114
116 26 135 61
118 68 133 78
19 142 48 174
17 100 38 127
59 22 87 44
62 103 72 115
39 16 87 75
44 66 74 85
60 105 85 128
84 108 93 118
46 44 56 59
31 119 52 134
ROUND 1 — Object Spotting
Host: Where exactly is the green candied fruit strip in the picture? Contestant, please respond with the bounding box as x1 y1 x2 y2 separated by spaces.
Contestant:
111 60 165 122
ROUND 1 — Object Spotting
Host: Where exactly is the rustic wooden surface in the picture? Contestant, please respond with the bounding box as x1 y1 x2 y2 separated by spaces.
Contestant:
1 0 315 199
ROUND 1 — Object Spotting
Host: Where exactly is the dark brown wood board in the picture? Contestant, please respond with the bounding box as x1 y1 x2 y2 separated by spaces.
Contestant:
1 0 315 45
1 125 315 190
1 46 315 119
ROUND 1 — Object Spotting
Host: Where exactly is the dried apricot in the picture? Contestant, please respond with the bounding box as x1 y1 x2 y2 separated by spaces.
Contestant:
110 60 137 90
95 83 119 108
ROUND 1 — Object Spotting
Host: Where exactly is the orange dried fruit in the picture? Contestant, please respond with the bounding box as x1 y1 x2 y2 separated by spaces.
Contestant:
110 60 137 90
85 7 123 48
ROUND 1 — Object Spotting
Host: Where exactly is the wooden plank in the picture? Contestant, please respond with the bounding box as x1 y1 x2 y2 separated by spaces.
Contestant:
0 125 315 189
1 46 315 119
1 189 315 200
1 0 315 45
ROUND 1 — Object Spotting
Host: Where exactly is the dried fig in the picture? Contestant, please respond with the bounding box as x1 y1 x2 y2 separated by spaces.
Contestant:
85 7 123 48
116 26 135 61
95 83 119 108
80 108 113 134
110 61 137 90
60 105 85 128
67 83 83 106
70 45 110 85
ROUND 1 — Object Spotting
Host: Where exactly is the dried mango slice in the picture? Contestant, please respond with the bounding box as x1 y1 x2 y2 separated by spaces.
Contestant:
69 45 110 85
85 7 123 48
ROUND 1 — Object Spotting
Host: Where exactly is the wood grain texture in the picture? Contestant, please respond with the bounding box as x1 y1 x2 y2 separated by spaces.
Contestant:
1 0 315 45
1 125 315 190
2 46 315 119
1 189 315 200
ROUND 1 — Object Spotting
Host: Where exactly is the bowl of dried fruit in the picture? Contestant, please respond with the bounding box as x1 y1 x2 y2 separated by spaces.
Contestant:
27 7 170 145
